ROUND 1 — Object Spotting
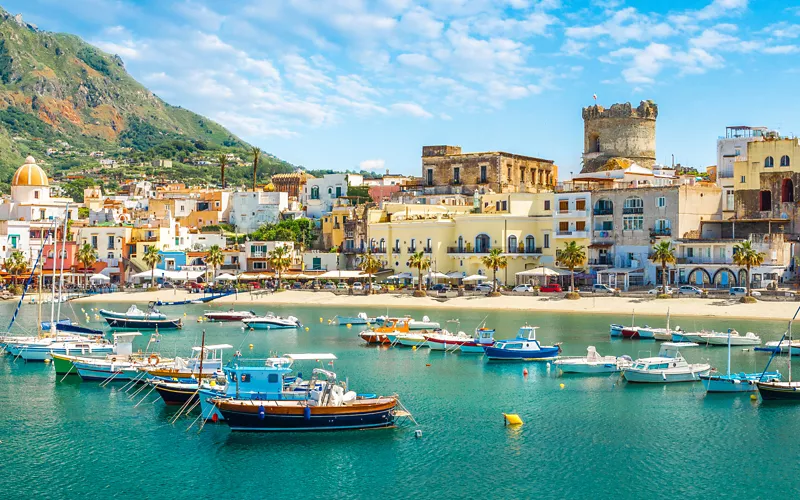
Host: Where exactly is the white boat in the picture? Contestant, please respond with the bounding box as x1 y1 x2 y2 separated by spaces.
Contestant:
99 304 166 321
679 329 761 346
242 313 302 330
334 312 376 325
756 340 800 356
203 309 256 322
554 346 632 374
407 315 440 330
425 330 473 351
623 353 711 383
702 329 780 393
394 332 428 347
11 337 114 362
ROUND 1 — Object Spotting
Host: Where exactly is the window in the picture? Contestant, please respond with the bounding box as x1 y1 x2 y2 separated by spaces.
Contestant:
480 165 487 183
107 236 114 249
781 155 791 167
657 197 666 208
268 373 279 383
559 221 569 231
91 236 98 249
576 199 586 211
496 201 501 211
394 239 400 252
576 221 586 231
410 238 416 251
544 200 551 210
740 175 746 183
40 209 46 219
475 234 490 253
525 235 535 253
34 190 39 199
507 166 511 179
725 189 734 210
654 219 671 235
623 197 644 214
782 179 794 203
327 187 333 195
453 167 460 184
765 156 774 168
501 200 507 211
336 186 342 197
253 261 267 270
508 235 518 252
107 252 114 259
9 235 18 248
594 199 613 215
759 190 772 211
544 233 550 248
558 199 569 212
520 169 525 183
623 216 644 231
310 186 320 200
426 169 434 186
426 238 432 251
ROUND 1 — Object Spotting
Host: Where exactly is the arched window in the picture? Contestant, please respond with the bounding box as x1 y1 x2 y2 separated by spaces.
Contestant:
594 198 613 215
507 235 517 252
327 187 333 194
310 186 320 199
765 156 774 168
781 155 791 167
475 234 490 253
457 236 464 252
623 197 643 214
760 190 772 211
525 235 535 253
379 238 386 252
782 178 794 203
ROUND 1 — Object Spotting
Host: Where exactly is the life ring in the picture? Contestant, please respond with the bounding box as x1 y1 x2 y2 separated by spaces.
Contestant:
148 355 160 365
110 357 117 363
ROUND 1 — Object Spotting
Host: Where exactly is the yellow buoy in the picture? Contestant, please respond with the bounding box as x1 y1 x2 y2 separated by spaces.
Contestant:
319 317 323 323
750 394 757 401
249 344 254 349
184 313 187 317
346 324 352 329
503 413 523 425
560 383 565 389
209 380 216 387
412 346 417 351
44 358 51 364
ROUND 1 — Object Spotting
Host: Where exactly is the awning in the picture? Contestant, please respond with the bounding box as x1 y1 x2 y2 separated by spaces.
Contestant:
128 269 205 281
89 273 110 282
516 267 564 277
316 270 365 279
214 273 238 281
446 271 464 278
597 267 644 274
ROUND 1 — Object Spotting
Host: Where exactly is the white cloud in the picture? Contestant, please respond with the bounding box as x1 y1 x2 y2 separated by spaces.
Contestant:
763 22 800 39
242 58 281 80
174 1 225 31
763 45 800 54
390 102 433 118
398 7 443 39
93 40 142 60
359 159 386 170
560 39 587 56
689 28 739 49
397 53 438 70
565 7 674 44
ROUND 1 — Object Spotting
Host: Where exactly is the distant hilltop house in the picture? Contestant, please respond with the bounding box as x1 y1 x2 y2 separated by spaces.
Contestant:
89 151 105 158
151 159 172 168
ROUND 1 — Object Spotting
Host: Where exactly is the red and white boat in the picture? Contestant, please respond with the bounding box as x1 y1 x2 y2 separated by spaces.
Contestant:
621 326 641 339
424 330 474 351
204 309 257 322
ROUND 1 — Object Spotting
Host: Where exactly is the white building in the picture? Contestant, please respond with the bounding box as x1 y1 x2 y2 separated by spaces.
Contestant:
229 191 289 233
716 126 767 217
302 174 348 219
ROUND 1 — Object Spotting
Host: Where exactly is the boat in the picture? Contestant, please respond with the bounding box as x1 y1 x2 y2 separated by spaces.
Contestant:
659 342 699 358
359 317 411 345
242 313 302 330
203 309 256 322
198 352 337 421
40 318 103 336
407 315 440 330
702 329 780 393
393 332 429 347
554 346 632 374
334 312 376 325
99 304 166 321
755 340 800 355
622 348 711 383
458 328 496 354
104 316 183 330
484 326 561 361
610 324 624 337
425 330 473 351
150 378 203 406
211 368 398 432
144 343 232 380
155 290 236 306
757 307 800 401
11 337 114 362
612 311 650 338
685 330 762 347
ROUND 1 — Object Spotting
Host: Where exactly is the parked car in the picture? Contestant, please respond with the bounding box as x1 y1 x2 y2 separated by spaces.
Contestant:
291 282 303 290
730 287 761 297
647 286 674 295
336 282 348 290
352 282 364 291
323 282 336 290
678 285 704 295
592 284 616 293
512 284 534 293
365 283 382 292
540 283 563 293
475 283 494 293
430 283 451 292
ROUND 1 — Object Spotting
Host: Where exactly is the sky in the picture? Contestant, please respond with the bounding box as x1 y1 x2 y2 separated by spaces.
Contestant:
4 0 800 178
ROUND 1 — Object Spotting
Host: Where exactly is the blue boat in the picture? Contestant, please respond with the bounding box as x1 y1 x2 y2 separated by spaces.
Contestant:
41 318 103 335
155 290 236 306
701 328 781 393
484 326 561 361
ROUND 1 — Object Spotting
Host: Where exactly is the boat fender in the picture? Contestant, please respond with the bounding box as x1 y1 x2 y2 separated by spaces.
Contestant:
149 355 160 365
258 405 265 420
111 357 116 363
304 406 311 421
211 413 219 423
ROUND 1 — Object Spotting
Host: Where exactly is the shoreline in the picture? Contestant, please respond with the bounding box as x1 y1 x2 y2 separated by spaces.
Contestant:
65 290 798 321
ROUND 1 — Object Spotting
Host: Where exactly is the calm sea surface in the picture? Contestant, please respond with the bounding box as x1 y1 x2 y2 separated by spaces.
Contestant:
1 298 800 499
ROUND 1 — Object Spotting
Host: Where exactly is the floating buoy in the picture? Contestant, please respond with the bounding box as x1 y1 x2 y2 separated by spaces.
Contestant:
319 317 323 323
560 383 565 389
211 413 219 423
44 358 51 364
346 324 352 329
305 327 309 331
249 344 254 349
183 313 187 317
750 394 757 401
503 413 523 426
415 429 423 438
523 368 528 376
412 346 417 351
209 380 216 387
241 326 245 331
250 327 254 331
426 363 431 367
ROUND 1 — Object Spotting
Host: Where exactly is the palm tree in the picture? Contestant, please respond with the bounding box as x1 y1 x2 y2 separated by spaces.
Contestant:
251 147 261 191
142 245 162 288
359 251 382 294
217 154 228 189
268 244 292 285
650 240 676 295
3 251 28 285
76 243 98 288
733 240 765 297
205 244 224 282
557 241 586 295
480 248 507 296
406 251 431 297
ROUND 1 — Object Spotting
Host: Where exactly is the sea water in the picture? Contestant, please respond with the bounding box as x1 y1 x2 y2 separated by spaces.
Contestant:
1 300 799 499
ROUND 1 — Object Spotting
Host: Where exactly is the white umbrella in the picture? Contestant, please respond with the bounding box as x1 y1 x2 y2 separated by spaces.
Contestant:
516 267 561 277
89 273 110 283
462 274 487 282
214 273 238 281
426 271 450 279
446 271 464 278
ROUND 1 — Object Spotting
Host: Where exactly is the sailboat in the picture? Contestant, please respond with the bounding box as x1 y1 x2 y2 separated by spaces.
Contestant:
701 328 780 393
757 306 800 401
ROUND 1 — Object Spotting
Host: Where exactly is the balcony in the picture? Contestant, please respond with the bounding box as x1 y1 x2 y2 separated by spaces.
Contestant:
676 257 730 265
593 230 614 240
373 248 386 254
554 209 588 218
508 247 543 256
556 230 589 239
391 247 401 253
651 229 672 237
447 247 490 255
593 208 613 216
220 263 240 270
589 257 613 266
623 207 644 214
407 247 418 253
423 247 432 253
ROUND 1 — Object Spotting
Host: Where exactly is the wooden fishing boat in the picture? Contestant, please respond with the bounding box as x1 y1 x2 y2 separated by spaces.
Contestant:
143 343 231 379
104 317 182 330
150 379 199 406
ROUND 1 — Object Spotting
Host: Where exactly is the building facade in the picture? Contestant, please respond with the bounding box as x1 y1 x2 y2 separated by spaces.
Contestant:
302 173 348 219
716 126 767 217
229 191 288 233
581 100 657 173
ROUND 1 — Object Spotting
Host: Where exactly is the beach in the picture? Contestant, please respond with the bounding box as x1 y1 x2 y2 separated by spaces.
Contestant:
70 289 796 320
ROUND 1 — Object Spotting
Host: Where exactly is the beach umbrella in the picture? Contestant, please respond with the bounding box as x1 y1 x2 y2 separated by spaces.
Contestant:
89 273 110 284
462 274 487 282
214 273 238 281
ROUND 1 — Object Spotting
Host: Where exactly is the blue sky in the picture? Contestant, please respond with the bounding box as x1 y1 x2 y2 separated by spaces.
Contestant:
5 0 800 177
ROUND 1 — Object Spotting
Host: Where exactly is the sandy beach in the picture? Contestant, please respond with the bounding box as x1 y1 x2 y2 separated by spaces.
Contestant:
68 289 797 321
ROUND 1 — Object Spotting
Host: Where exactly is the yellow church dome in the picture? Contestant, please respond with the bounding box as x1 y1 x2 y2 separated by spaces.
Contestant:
12 156 49 187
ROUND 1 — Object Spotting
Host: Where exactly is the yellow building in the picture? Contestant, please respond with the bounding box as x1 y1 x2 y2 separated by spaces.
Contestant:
367 193 555 285
321 202 354 250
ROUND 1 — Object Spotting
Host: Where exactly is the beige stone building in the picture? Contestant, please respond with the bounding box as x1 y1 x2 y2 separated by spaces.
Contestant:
420 145 557 195
581 100 657 173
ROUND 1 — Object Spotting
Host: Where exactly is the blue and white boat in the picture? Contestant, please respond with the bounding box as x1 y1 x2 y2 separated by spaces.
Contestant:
334 312 376 325
610 324 624 337
199 352 337 421
484 326 561 361
702 329 780 393
99 304 166 321
242 313 302 330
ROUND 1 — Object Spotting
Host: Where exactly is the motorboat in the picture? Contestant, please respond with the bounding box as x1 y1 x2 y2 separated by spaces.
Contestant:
144 344 232 380
334 312 376 326
686 330 761 347
757 309 800 401
204 309 256 322
198 352 336 421
623 352 711 383
407 315 440 330
457 328 496 354
10 337 114 362
425 330 473 351
755 340 800 356
484 326 561 361
104 316 183 330
99 304 166 321
359 317 410 345
242 313 302 330
211 368 398 432
610 324 624 337
700 329 778 393
393 332 429 348
554 346 632 374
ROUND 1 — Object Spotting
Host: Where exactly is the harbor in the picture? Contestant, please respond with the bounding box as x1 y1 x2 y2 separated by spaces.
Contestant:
2 301 800 498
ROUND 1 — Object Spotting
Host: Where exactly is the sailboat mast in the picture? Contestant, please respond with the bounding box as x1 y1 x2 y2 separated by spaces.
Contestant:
55 203 70 326
37 230 47 336
727 328 732 377
197 329 206 382
48 216 59 336
789 320 792 383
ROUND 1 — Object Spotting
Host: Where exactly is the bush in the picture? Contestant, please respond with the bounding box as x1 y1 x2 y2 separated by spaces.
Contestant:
7 284 23 295
740 296 757 304
656 293 672 299
565 291 581 300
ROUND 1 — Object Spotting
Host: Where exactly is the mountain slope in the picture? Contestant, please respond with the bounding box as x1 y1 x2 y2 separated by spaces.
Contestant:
0 8 287 186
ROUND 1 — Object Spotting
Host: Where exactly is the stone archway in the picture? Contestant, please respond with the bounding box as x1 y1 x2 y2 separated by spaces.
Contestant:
713 268 737 288
687 267 712 286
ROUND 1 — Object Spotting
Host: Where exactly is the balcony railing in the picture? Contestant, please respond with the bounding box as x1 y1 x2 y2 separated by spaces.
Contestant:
423 247 432 253
651 229 672 237
407 247 418 253
589 258 613 266
447 247 490 254
623 207 644 214
220 263 240 270
593 208 613 215
391 247 401 253
556 230 589 238
508 248 543 255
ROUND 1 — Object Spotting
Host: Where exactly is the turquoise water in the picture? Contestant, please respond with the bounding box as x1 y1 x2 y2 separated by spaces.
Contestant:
2 300 800 499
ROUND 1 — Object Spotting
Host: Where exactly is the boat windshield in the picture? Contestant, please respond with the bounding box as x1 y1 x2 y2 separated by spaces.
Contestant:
504 343 523 350
648 363 669 370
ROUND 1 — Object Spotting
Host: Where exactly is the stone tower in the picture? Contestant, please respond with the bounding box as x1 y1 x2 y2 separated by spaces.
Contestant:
581 100 657 173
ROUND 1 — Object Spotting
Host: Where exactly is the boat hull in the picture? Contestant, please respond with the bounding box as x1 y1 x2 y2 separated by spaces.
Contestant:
459 342 492 354
154 383 199 406
105 317 182 330
204 313 254 322
243 321 299 330
609 324 623 337
555 361 622 374
215 399 397 432
75 364 139 381
621 328 639 339
18 345 114 362
426 338 467 351
99 309 167 321
757 381 800 401
702 372 781 393
335 316 373 325
623 366 711 383
484 346 560 361
359 333 389 345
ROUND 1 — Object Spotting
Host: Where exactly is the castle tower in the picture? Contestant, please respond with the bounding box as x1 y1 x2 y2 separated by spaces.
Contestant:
581 100 657 173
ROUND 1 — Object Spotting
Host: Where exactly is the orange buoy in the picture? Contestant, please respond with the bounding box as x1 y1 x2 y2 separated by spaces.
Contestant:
523 368 529 376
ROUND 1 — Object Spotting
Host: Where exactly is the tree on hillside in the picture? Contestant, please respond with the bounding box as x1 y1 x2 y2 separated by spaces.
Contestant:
251 147 261 191
217 154 228 189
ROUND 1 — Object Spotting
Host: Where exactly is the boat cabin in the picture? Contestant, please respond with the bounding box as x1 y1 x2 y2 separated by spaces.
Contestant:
226 353 338 400
630 357 687 371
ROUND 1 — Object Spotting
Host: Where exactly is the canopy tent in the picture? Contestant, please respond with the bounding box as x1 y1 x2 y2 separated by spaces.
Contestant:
462 274 488 282
446 271 464 279
128 269 205 282
316 270 365 279
515 266 567 285
89 273 110 283
214 273 238 281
